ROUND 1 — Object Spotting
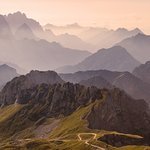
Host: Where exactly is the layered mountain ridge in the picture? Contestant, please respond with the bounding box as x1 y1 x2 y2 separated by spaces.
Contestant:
60 69 150 105
57 46 140 73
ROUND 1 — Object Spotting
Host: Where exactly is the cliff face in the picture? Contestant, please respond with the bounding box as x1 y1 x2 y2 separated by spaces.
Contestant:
86 88 150 138
0 80 150 145
0 70 64 105
16 83 102 115
0 83 102 135
0 70 150 144
61 70 150 105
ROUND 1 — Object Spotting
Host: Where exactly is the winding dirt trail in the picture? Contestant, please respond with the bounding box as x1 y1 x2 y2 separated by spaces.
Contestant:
77 133 105 150
16 132 106 149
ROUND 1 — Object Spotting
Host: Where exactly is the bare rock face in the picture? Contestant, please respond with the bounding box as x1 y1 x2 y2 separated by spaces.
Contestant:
0 79 150 144
0 83 102 135
86 88 150 138
0 70 64 105
18 83 102 116
61 70 150 105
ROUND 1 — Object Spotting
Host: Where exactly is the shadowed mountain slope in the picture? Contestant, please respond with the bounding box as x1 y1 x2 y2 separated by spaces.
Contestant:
117 33 150 63
60 70 150 105
57 46 140 73
133 61 150 84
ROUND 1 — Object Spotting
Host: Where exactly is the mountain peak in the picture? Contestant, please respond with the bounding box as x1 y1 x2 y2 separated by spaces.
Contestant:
59 45 140 73
15 23 35 39
97 45 126 53
7 11 26 19
135 33 146 38
0 70 64 104
66 23 81 28
132 28 143 33
19 23 32 30
116 28 128 32
0 64 15 71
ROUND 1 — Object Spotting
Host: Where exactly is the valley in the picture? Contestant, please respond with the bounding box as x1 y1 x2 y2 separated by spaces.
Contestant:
0 4 150 149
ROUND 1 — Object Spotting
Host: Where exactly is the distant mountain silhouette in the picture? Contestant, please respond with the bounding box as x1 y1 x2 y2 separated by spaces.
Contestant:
15 23 36 39
84 28 143 49
60 69 150 105
0 15 12 39
57 46 140 73
45 24 142 50
79 27 109 41
0 36 91 71
3 13 94 50
60 70 121 83
133 61 150 84
2 12 143 51
117 33 150 63
44 23 85 35
80 75 113 89
5 11 43 35
0 64 18 88
54 33 94 50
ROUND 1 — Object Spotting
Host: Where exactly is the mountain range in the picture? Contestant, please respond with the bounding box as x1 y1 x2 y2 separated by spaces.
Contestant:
60 65 150 105
0 11 150 150
0 70 150 149
45 23 142 50
117 33 150 63
0 14 91 71
0 12 149 73
57 46 140 73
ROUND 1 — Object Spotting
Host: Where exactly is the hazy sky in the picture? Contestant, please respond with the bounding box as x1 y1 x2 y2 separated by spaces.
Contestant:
0 0 150 33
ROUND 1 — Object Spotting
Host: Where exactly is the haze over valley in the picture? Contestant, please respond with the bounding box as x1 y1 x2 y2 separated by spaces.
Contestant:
0 1 150 149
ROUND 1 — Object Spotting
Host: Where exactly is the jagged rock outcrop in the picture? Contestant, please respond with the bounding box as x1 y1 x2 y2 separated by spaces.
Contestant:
0 70 64 105
0 78 150 144
0 83 102 135
86 88 150 138
61 70 150 105
17 83 101 114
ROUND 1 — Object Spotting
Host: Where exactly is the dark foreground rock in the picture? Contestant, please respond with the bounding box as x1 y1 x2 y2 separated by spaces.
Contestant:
99 134 150 147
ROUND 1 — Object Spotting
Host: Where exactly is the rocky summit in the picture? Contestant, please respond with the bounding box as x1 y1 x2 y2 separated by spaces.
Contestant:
0 73 150 149
0 70 64 105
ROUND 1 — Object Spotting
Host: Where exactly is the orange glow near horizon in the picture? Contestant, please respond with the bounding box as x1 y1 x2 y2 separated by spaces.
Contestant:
0 0 150 33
